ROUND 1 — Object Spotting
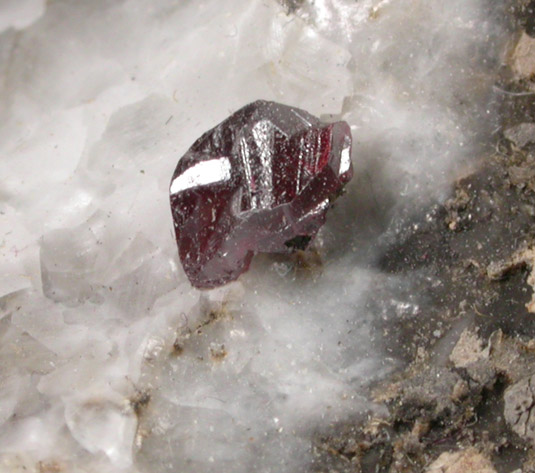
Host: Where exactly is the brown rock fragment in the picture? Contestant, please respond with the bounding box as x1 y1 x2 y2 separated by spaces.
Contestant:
425 448 496 473
486 330 535 383
512 32 535 81
504 373 535 443
487 247 535 313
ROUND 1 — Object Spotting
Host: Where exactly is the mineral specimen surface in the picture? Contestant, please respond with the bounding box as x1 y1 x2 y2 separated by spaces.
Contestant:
170 100 353 288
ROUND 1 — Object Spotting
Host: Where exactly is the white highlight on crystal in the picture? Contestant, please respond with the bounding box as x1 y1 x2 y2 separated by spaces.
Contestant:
252 120 274 207
170 157 232 194
339 146 351 175
239 136 254 208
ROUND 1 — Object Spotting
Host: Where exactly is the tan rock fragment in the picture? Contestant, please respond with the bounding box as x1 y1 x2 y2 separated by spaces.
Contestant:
512 32 535 81
485 330 535 384
450 329 486 369
504 122 535 149
425 448 496 473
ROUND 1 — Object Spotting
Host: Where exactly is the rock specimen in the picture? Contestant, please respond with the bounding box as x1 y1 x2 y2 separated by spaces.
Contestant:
169 100 353 288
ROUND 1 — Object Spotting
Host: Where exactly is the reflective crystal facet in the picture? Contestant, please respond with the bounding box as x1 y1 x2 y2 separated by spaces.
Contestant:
170 100 353 288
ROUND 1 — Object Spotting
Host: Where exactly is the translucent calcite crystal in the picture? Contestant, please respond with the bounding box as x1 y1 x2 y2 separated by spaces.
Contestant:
169 100 353 288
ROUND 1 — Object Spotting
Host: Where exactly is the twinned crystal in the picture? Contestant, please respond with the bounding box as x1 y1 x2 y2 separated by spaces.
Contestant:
170 100 353 288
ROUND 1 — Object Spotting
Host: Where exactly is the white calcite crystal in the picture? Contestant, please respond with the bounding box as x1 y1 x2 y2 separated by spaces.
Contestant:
0 0 507 471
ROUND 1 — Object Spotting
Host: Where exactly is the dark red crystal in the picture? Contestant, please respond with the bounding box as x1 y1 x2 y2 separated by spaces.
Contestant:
170 100 353 288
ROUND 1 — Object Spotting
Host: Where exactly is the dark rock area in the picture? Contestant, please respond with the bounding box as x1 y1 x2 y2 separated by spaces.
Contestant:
310 14 535 473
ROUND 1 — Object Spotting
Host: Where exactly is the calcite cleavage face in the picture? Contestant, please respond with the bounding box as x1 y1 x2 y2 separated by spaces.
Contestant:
170 100 353 289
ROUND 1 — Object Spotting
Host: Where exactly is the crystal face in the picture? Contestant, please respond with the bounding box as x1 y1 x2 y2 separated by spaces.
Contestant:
170 100 353 288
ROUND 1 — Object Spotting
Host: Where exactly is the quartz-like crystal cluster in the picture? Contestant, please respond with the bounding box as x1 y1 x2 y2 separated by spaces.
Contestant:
170 100 353 288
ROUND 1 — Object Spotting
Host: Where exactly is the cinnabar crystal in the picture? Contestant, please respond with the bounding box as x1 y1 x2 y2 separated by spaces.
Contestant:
170 100 353 288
